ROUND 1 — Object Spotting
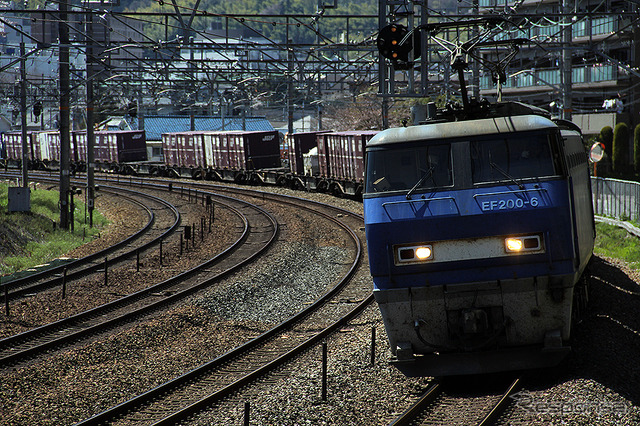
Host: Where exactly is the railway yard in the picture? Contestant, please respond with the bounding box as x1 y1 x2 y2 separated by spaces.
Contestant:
0 175 639 425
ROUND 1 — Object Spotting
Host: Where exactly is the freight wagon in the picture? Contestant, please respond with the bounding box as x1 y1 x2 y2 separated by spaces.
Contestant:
160 130 282 180
1 130 147 172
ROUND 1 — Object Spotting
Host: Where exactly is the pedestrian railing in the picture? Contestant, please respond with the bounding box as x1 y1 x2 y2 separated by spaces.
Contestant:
591 177 640 222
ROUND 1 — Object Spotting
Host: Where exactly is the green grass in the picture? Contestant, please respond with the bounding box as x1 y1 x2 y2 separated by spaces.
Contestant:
0 182 110 280
594 221 640 269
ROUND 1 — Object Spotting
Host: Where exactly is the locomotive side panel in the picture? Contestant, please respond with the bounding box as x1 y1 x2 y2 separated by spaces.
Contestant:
561 129 595 275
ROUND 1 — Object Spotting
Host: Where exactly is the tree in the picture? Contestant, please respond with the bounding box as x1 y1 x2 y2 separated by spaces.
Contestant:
600 125 613 157
612 122 629 174
634 124 640 173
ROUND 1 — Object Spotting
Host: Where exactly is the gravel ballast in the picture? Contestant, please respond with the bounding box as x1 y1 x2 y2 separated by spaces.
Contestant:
1 184 640 425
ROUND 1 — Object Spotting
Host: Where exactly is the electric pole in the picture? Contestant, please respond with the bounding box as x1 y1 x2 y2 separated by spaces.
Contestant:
86 13 95 227
59 0 71 229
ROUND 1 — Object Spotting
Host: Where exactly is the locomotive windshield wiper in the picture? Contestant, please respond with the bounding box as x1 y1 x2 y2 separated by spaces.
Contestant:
489 161 524 190
406 166 435 199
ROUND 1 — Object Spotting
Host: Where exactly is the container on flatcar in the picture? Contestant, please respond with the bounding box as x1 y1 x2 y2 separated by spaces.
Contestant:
286 131 328 175
174 131 205 169
114 130 147 163
161 133 180 167
2 132 28 162
240 130 281 169
73 131 87 165
303 147 319 176
202 131 231 169
318 131 378 181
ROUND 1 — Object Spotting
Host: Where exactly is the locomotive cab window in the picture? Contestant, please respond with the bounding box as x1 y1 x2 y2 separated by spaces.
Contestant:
470 133 561 185
366 143 453 194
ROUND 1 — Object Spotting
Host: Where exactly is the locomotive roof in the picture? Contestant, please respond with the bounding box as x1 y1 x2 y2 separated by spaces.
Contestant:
367 114 557 148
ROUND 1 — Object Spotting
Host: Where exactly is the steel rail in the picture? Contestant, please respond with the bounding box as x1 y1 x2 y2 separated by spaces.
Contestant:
154 294 374 426
388 383 443 426
77 200 364 424
388 376 522 426
0 189 277 368
477 377 522 426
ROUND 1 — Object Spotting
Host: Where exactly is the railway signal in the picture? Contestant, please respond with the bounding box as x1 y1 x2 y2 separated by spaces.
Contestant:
376 24 420 70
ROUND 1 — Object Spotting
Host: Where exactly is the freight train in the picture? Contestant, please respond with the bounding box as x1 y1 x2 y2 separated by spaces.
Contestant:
1 129 147 173
363 101 595 376
0 128 378 198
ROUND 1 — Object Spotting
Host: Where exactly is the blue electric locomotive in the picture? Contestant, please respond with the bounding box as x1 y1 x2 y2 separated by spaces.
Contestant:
364 102 594 376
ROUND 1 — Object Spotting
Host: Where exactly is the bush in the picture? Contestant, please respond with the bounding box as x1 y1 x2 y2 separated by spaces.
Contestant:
612 122 629 174
600 125 613 157
635 124 640 173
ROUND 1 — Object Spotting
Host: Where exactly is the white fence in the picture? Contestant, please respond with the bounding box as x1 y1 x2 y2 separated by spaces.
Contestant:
591 177 640 222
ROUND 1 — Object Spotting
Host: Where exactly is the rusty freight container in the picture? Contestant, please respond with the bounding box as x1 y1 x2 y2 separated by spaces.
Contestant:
174 131 204 168
2 132 28 161
286 131 328 175
317 132 329 177
43 131 62 164
202 131 231 169
94 132 111 163
73 131 87 164
162 133 180 166
35 131 53 162
227 132 243 170
201 130 280 171
317 131 378 181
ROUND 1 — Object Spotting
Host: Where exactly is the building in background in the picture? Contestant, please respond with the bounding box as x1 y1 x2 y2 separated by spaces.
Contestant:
476 0 639 137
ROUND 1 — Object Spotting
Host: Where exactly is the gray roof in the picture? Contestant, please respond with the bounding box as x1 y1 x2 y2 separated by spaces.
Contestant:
128 116 275 141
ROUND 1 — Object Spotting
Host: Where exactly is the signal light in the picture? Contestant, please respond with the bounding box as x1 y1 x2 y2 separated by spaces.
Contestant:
376 24 421 69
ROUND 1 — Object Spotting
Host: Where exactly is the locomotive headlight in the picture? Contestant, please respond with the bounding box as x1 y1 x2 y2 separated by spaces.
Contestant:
396 244 433 264
415 246 432 260
505 235 542 253
505 238 524 252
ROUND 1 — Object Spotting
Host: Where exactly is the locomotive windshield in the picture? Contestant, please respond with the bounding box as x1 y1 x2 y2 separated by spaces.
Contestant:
366 143 453 193
471 134 558 184
365 132 562 195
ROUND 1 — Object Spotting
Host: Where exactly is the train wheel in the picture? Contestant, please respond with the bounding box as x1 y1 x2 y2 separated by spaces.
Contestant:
354 184 363 200
234 172 247 184
316 180 328 192
330 183 344 197
571 270 591 330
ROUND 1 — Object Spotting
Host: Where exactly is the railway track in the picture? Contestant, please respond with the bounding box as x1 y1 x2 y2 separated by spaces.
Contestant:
390 376 522 426
0 178 181 303
76 198 368 425
0 181 279 368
